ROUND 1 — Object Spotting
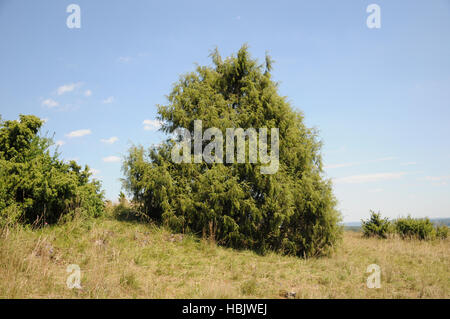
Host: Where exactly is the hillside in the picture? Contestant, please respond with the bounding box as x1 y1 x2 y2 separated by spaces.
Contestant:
1 216 448 298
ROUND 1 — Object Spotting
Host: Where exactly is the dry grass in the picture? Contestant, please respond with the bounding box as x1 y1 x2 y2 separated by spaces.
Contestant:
0 216 448 298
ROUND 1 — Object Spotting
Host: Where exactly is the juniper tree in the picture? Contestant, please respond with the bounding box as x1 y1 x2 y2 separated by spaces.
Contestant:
0 114 104 225
123 45 342 257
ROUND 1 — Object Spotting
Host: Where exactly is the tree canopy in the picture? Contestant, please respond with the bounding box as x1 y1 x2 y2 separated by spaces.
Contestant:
123 45 342 257
0 114 104 226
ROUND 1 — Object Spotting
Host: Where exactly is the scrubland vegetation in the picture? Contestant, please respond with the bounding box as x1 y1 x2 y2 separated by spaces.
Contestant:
0 206 448 298
362 211 448 240
0 47 448 299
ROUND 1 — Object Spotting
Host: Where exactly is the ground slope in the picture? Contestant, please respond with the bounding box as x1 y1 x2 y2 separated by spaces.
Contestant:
1 217 448 298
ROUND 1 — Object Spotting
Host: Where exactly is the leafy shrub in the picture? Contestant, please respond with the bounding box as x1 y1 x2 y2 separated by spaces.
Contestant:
0 115 104 226
122 46 342 257
394 216 436 240
112 192 146 222
361 210 391 238
435 225 448 239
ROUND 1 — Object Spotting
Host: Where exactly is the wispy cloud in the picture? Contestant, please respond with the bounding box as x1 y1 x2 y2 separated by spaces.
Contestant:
401 162 417 166
42 98 59 108
66 129 92 138
143 119 162 131
424 175 450 186
334 172 407 184
117 56 131 63
324 162 359 169
326 146 347 154
89 168 100 176
100 136 118 144
424 175 450 181
103 156 121 163
55 140 65 146
102 96 115 104
325 156 397 170
84 89 92 97
56 82 82 95
370 157 397 162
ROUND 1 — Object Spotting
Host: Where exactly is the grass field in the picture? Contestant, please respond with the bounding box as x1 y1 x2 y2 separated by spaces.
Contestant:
1 215 448 299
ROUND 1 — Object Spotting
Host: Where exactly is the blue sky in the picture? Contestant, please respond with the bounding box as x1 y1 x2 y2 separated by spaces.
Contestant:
1 0 449 222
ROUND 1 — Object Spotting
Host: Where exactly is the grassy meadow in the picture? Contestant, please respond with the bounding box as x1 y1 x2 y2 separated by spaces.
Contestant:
1 214 448 299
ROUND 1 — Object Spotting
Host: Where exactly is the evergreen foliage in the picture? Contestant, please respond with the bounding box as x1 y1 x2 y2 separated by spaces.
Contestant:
0 114 104 226
123 46 342 257
361 210 391 239
394 216 440 240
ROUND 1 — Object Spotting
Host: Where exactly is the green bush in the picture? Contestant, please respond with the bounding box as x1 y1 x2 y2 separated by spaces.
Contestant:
122 46 342 257
435 225 449 239
394 216 436 240
361 210 391 239
112 192 145 222
0 114 104 226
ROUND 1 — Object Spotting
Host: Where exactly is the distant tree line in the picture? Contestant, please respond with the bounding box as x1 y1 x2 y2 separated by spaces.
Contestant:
362 210 448 240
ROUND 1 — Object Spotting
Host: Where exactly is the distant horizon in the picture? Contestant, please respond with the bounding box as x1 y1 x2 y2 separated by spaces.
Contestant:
343 217 450 226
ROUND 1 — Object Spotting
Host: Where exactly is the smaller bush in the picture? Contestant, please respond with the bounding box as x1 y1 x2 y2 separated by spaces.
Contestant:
361 211 391 239
394 216 436 240
435 224 448 239
112 192 147 222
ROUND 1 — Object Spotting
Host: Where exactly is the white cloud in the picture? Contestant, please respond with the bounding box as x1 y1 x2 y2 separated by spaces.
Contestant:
42 98 59 108
100 136 119 144
66 129 92 138
103 156 121 163
324 156 396 170
424 175 450 181
55 140 65 146
84 89 92 97
334 172 407 184
89 168 100 176
118 56 131 63
57 82 82 95
143 119 162 131
324 162 359 169
401 162 417 166
424 175 450 186
102 96 115 104
370 157 397 162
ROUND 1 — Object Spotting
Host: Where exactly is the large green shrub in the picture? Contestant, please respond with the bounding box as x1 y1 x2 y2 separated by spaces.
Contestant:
122 46 342 257
394 216 436 240
361 210 391 238
0 114 104 226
